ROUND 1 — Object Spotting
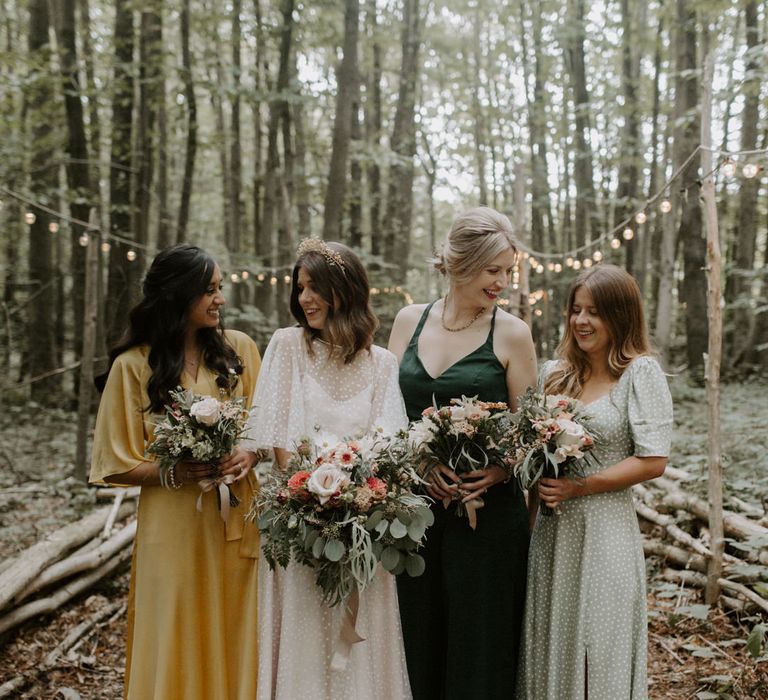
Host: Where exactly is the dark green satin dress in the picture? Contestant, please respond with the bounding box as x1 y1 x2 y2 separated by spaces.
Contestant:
397 302 529 700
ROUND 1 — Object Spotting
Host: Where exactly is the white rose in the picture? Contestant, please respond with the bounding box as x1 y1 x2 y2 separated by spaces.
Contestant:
408 421 436 450
190 397 221 426
554 418 586 448
307 464 350 504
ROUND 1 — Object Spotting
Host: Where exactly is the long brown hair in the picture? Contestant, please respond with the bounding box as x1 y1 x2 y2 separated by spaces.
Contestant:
545 264 653 397
289 242 378 363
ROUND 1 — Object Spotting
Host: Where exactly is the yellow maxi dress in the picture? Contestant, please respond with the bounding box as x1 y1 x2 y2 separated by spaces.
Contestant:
90 330 261 700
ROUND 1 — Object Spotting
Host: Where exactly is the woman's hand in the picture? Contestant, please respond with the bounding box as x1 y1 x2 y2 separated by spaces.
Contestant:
459 466 507 503
176 460 218 484
218 446 260 481
537 476 586 511
425 463 462 501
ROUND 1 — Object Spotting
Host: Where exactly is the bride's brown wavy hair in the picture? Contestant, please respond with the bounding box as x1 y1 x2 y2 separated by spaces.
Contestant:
290 242 378 363
545 264 653 397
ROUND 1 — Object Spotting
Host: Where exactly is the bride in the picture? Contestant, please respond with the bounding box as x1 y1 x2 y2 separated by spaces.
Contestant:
250 239 412 700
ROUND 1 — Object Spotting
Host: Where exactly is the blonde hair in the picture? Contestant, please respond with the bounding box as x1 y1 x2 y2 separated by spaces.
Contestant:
432 207 519 285
545 264 654 397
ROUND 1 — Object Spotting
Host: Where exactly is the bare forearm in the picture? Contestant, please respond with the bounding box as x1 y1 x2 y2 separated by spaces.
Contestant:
581 456 667 496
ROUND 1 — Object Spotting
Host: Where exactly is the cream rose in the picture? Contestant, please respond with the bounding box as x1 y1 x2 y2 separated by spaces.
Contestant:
307 464 350 504
190 397 221 426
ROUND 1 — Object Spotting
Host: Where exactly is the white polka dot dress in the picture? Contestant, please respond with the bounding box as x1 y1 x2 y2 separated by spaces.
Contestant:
517 356 673 700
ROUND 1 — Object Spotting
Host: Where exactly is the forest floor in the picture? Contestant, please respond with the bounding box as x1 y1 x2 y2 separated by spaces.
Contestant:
0 375 767 699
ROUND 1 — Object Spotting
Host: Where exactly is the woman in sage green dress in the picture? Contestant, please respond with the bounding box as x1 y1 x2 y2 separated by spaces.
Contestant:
388 207 538 699
518 264 673 700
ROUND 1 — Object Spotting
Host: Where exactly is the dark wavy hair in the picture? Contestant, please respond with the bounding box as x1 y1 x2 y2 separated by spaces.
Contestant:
544 264 653 397
289 242 378 363
96 244 243 411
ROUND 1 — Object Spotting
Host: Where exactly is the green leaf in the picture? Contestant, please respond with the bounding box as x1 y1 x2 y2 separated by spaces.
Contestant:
324 539 345 562
405 553 426 577
312 536 326 559
676 604 710 621
407 520 427 542
365 510 384 530
390 518 408 539
380 546 401 572
746 623 766 659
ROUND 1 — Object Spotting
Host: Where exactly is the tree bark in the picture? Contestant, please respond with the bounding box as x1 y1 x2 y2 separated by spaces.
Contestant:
365 0 383 256
674 0 708 376
25 0 60 399
229 0 243 255
382 0 423 282
322 0 360 242
105 0 136 346
177 0 196 242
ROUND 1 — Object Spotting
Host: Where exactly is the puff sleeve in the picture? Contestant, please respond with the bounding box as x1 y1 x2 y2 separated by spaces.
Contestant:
627 356 673 457
537 359 559 392
248 328 306 450
89 349 152 485
369 347 409 435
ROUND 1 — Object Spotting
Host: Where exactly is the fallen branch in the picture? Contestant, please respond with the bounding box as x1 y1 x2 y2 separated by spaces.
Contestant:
15 521 136 604
0 504 132 612
642 537 706 573
102 490 126 538
94 486 140 501
0 549 130 636
659 567 768 615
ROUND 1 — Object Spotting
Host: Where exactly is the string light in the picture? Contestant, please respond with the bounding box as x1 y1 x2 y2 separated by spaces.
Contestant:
622 227 634 241
126 250 137 262
547 262 555 272
536 264 544 274
566 257 574 268
283 275 291 284
78 233 89 246
48 222 59 233
534 309 543 317
270 276 277 286
743 163 759 178
635 211 647 224
611 238 622 249
241 270 250 280
231 273 240 283
592 250 603 262
25 212 36 225
257 273 265 282
722 160 737 177
582 258 593 268
554 263 563 273
100 241 111 253
572 260 582 270
660 198 672 213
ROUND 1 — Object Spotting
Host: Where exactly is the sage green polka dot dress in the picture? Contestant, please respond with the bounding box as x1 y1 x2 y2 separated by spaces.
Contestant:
518 356 673 700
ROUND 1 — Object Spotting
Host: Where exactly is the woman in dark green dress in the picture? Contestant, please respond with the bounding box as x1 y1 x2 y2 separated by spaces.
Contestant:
388 207 538 699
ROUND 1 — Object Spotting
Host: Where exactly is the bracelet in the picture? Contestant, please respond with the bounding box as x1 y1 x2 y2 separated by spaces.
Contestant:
159 462 183 490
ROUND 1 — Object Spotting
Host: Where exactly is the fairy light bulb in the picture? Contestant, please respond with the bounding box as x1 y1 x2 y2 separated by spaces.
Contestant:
48 222 59 233
593 250 603 262
534 309 543 317
635 211 647 225
78 233 89 246
126 250 137 262
660 198 672 213
25 212 36 225
269 276 277 286
554 263 563 273
231 273 240 283
100 241 111 253
743 163 759 178
583 258 593 268
257 273 265 282
566 257 574 268
283 275 291 284
722 160 737 177
536 264 544 274
529 257 538 268
572 260 582 270
547 262 555 272
241 270 250 280
622 227 634 241
611 238 622 249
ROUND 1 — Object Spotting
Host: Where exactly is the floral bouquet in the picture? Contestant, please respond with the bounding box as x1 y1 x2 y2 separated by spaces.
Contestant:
407 395 517 529
252 429 432 607
511 388 600 515
148 387 251 519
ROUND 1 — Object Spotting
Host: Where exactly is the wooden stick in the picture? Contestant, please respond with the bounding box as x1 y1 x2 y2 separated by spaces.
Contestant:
642 537 706 573
102 490 126 537
635 500 714 559
94 486 140 501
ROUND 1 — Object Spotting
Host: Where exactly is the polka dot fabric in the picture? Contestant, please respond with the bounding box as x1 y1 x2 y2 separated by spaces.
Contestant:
517 356 673 700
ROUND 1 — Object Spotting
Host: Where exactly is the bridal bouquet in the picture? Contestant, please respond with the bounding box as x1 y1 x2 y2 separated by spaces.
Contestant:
408 395 517 529
148 387 251 518
253 430 432 607
511 388 600 515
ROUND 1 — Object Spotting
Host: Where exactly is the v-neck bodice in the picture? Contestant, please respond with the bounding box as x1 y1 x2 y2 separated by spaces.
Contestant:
399 302 507 422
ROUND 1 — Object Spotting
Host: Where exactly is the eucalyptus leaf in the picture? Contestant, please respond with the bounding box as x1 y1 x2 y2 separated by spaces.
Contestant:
381 546 401 572
324 539 345 562
405 553 426 577
407 520 426 541
312 536 326 560
390 518 408 539
746 623 766 659
365 510 384 530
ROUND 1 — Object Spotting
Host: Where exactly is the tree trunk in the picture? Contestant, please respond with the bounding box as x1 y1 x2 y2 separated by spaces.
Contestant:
177 0 196 242
55 0 94 371
322 0 360 242
382 0 423 282
25 0 60 400
251 0 264 261
726 0 761 369
105 0 136 346
470 2 487 205
365 0 383 256
229 0 243 256
675 0 708 377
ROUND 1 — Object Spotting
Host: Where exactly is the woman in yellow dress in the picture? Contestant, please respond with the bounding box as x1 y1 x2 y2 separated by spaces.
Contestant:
90 244 262 700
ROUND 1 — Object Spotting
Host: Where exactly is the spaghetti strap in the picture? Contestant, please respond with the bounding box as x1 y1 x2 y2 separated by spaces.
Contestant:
408 302 435 347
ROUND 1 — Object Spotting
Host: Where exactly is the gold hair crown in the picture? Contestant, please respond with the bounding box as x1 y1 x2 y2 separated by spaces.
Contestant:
296 238 346 273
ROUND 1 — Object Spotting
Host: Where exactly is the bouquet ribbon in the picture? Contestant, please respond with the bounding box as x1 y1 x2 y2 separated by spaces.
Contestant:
443 495 485 530
197 473 238 524
330 587 365 672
